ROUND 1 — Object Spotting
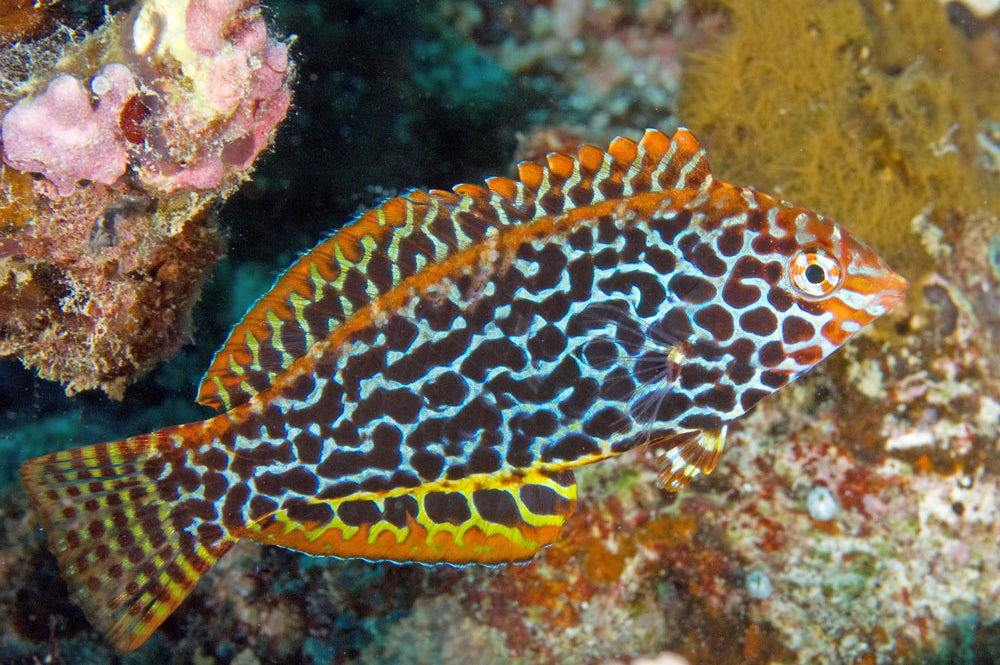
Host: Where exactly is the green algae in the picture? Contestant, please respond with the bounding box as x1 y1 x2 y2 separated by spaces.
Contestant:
679 0 1000 277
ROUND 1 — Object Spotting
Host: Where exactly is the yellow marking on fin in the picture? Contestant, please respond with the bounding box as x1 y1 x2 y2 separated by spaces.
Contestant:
265 309 286 360
288 292 313 345
330 242 354 290
360 234 379 300
245 329 262 370
367 518 409 546
593 151 615 194
308 262 327 302
246 468 577 565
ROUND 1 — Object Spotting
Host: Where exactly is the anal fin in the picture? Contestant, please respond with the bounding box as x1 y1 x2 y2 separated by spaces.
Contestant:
247 468 577 565
656 425 728 491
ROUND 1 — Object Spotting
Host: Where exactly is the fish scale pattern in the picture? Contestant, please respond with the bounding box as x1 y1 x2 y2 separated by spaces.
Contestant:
19 129 908 651
209 174 866 534
197 130 705 410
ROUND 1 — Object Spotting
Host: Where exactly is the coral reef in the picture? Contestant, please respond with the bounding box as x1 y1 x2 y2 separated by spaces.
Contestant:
443 0 687 142
0 0 292 397
2 0 1000 664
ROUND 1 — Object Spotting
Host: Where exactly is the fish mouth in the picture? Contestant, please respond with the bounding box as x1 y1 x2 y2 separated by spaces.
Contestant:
843 270 909 313
876 272 909 310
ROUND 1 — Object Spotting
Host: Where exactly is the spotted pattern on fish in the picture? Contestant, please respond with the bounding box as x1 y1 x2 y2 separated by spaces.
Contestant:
19 129 908 651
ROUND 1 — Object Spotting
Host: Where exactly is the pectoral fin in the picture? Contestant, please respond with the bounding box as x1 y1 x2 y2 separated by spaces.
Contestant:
656 425 728 491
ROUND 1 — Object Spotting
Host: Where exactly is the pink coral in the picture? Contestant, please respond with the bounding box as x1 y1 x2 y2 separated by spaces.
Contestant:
0 0 293 197
185 0 244 55
1 63 137 196
0 0 293 397
134 0 292 192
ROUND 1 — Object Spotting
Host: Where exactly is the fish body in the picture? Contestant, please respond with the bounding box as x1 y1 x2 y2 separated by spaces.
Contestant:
19 129 907 649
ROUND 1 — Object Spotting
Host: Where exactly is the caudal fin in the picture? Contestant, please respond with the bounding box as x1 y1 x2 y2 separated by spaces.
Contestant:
19 427 237 651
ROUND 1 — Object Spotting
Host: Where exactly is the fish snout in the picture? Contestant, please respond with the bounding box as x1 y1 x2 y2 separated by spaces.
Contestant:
875 271 909 311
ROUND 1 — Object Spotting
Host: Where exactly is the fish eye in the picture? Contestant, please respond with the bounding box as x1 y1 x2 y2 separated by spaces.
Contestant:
790 248 842 298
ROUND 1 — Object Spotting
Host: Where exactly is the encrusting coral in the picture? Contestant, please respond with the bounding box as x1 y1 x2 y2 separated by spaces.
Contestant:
0 0 293 397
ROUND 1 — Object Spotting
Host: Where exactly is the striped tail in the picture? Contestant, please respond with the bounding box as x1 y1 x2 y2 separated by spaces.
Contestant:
19 425 238 651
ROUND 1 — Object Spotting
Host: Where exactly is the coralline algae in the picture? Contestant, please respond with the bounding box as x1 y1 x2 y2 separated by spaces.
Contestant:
2 64 137 195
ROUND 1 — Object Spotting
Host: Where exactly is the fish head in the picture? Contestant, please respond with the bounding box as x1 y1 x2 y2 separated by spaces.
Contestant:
674 195 909 421
769 204 909 368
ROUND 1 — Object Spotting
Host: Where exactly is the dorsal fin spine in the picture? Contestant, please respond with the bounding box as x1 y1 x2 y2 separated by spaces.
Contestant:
535 168 553 217
385 205 408 285
562 155 584 208
513 180 527 208
649 136 679 185
308 262 326 303
675 147 707 190
331 242 352 291
359 234 379 300
288 292 312 347
592 151 616 202
421 195 450 261
244 333 261 374
489 192 511 226
453 195 477 246
264 310 292 367
622 144 646 197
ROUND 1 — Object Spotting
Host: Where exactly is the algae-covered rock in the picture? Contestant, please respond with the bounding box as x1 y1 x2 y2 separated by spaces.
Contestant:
679 0 1000 278
0 0 293 397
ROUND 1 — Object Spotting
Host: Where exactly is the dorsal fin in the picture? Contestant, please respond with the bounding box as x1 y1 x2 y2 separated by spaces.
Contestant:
197 128 713 410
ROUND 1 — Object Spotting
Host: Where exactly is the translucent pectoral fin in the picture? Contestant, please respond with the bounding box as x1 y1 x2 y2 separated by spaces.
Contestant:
656 425 728 491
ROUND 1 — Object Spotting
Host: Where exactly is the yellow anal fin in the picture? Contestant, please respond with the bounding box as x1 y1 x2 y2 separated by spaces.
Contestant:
246 468 577 565
656 425 728 492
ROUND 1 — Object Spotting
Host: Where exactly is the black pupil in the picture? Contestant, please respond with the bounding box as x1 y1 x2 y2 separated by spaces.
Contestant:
804 264 826 285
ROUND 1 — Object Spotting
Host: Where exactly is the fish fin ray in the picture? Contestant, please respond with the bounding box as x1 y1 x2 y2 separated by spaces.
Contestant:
19 429 237 651
246 468 577 565
655 425 728 491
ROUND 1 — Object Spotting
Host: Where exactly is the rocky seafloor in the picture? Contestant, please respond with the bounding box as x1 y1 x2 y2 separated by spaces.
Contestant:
2 1 1000 664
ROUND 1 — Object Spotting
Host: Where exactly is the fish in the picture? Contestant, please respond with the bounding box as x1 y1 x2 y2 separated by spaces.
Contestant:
19 128 908 650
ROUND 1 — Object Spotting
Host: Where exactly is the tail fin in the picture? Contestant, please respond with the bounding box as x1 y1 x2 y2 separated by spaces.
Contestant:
19 426 238 651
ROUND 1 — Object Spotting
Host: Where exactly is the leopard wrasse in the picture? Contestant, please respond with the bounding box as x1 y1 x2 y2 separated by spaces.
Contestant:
20 128 907 650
